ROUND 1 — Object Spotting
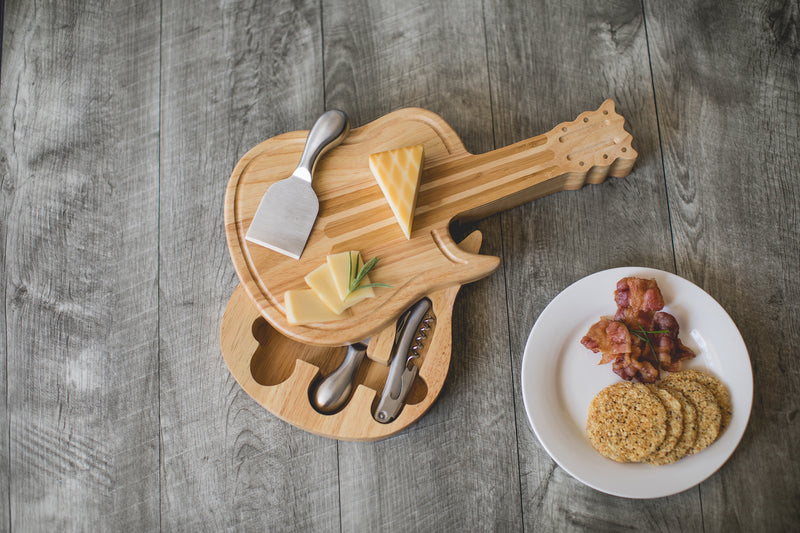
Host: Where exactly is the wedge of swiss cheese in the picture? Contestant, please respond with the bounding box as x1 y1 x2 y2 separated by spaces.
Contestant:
368 144 424 239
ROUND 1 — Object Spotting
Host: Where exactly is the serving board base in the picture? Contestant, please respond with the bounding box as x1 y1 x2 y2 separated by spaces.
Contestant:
219 232 484 440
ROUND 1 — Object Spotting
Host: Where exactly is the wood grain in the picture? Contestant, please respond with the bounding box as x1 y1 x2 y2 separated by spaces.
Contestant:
0 0 161 530
323 0 524 530
220 231 483 441
158 0 339 530
645 0 800 529
485 0 704 529
0 2 10 529
227 101 636 346
0 0 798 530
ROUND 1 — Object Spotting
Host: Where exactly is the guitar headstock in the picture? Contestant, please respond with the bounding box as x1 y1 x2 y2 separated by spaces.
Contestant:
552 99 637 181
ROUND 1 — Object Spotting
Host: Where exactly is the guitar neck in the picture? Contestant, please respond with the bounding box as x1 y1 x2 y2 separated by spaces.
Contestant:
416 100 637 227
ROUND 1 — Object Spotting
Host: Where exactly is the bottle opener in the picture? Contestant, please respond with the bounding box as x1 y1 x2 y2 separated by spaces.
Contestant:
374 298 435 423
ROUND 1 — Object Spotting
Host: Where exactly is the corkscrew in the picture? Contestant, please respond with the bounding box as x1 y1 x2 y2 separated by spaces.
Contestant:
374 298 435 423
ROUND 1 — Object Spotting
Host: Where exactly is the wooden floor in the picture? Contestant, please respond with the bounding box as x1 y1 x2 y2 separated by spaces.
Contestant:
1 0 798 530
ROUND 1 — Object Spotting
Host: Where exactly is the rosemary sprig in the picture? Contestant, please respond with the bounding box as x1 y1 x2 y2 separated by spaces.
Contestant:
628 323 669 355
347 253 391 297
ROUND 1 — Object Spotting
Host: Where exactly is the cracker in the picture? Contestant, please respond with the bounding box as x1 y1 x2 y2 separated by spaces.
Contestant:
662 375 721 454
658 386 697 463
645 385 684 465
677 369 732 431
587 382 667 463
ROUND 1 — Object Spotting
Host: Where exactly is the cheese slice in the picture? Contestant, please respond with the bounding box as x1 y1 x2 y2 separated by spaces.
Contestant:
287 251 383 324
369 144 424 239
285 289 343 325
327 251 375 305
303 263 347 315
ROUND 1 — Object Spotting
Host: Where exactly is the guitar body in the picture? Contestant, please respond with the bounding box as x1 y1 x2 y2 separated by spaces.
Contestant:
225 100 636 345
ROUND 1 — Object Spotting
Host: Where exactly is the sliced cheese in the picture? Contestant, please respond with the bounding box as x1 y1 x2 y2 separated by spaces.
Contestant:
327 250 375 305
303 262 347 315
286 251 382 324
369 144 424 239
285 289 342 325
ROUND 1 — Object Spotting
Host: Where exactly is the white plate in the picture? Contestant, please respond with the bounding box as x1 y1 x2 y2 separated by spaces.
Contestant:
520 267 752 499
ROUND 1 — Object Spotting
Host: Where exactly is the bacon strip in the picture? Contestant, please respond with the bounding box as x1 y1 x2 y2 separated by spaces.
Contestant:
613 277 665 328
581 317 632 365
582 277 696 383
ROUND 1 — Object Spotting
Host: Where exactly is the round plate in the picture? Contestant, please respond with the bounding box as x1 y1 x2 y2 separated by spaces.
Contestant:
520 267 752 498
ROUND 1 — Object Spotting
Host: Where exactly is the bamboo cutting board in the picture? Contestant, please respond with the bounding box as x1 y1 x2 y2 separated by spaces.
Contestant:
219 231 484 441
225 100 636 346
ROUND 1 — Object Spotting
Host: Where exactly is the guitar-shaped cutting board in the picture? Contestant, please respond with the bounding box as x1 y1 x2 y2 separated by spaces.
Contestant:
225 99 636 345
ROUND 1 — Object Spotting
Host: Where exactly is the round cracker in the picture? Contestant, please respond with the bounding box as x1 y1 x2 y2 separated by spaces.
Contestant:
645 385 683 465
676 369 732 431
587 382 667 463
661 375 721 454
658 386 697 463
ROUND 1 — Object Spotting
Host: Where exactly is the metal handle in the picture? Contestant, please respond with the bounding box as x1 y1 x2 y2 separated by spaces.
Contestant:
309 340 368 414
374 298 433 423
294 109 349 183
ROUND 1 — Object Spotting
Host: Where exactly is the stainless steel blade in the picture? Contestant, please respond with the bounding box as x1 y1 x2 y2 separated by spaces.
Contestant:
245 174 319 259
245 110 349 259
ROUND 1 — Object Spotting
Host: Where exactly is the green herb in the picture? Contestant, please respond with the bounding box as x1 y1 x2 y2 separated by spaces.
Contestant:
347 253 391 297
628 323 669 355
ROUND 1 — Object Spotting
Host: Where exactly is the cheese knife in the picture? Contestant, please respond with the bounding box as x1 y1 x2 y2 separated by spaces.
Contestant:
245 110 349 259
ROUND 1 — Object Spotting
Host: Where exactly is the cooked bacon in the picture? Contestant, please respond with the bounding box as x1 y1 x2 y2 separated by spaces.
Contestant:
581 317 632 364
612 351 659 383
651 312 679 368
582 277 695 382
581 317 659 381
666 338 696 372
650 311 696 372
608 338 660 383
613 277 665 328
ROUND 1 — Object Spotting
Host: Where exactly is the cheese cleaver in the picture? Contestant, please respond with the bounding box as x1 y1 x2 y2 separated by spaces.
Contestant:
245 110 349 259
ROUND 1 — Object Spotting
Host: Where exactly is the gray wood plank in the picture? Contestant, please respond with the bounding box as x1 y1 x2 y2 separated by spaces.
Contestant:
645 0 800 529
0 1 10 529
158 1 340 530
485 0 706 528
0 0 796 529
323 0 523 530
0 0 161 530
